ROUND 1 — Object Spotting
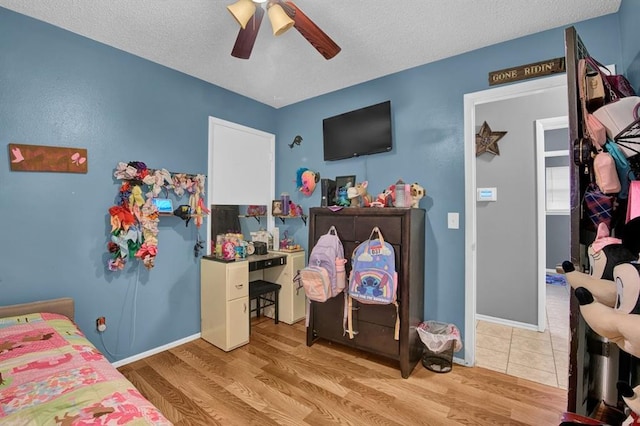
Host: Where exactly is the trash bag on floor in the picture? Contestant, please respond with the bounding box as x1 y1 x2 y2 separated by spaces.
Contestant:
417 321 463 353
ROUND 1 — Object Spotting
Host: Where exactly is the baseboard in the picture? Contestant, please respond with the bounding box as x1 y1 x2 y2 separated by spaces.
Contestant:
111 333 201 368
453 356 466 366
475 314 538 332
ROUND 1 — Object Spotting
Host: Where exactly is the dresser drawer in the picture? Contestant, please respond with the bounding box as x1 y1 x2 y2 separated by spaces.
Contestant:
226 263 248 300
313 215 355 243
353 321 399 358
355 302 398 328
354 216 403 245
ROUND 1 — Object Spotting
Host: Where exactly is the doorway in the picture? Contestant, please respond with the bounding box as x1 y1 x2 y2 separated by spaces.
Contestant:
463 74 569 386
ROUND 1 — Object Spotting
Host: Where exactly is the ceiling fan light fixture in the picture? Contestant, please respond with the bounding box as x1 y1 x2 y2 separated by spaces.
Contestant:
267 3 294 36
227 0 257 30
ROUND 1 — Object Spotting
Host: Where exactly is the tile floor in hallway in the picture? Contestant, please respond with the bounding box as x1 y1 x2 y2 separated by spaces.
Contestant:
475 283 570 388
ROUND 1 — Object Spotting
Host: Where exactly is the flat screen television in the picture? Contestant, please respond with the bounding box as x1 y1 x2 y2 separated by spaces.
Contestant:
323 100 392 161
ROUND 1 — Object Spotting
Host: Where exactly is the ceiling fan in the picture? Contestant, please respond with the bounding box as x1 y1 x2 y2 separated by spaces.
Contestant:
226 0 341 60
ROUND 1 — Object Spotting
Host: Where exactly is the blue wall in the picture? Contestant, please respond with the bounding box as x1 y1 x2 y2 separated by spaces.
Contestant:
274 15 623 343
0 7 276 361
0 4 630 362
619 0 640 90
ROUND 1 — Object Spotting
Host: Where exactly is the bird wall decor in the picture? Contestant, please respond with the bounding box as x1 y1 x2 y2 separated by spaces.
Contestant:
289 135 303 149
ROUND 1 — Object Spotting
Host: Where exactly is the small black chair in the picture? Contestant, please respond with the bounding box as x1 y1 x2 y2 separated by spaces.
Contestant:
249 280 282 327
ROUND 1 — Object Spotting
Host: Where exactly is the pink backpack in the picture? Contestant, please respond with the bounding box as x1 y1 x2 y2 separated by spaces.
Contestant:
298 225 346 303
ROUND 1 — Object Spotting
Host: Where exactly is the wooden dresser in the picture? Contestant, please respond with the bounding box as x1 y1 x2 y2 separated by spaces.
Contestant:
306 207 425 378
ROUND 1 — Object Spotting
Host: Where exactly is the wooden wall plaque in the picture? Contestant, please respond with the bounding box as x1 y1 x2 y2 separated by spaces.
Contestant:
489 57 566 86
8 143 88 173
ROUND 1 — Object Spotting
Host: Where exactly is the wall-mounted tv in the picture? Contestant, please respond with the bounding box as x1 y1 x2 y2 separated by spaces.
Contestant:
323 100 393 161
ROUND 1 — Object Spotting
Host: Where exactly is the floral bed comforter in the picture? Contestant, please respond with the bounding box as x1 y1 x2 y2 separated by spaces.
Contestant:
0 312 172 425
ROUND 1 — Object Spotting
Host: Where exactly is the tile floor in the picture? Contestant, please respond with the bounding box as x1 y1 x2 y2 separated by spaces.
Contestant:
475 282 570 388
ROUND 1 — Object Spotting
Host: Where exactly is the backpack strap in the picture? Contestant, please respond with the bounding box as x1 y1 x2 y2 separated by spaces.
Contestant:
364 226 385 252
393 301 399 341
344 293 359 339
346 293 354 339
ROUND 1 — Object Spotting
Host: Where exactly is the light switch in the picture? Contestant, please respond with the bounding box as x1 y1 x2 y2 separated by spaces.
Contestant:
448 212 459 229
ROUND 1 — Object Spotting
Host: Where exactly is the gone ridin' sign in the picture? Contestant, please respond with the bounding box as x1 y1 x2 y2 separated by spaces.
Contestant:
488 57 566 86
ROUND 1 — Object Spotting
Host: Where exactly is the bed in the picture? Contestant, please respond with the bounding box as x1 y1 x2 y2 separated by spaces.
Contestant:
0 298 172 425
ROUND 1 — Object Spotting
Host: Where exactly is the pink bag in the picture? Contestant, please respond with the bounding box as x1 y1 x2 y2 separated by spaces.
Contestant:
578 59 606 148
593 151 621 195
586 113 606 148
627 181 640 223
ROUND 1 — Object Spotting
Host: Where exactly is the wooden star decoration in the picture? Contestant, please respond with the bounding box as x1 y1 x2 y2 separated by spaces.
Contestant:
476 121 507 156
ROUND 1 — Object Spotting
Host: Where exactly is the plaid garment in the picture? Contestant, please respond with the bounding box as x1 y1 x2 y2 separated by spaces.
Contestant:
584 183 614 229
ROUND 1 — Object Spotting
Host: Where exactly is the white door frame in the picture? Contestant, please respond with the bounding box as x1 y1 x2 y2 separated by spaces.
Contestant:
463 74 567 366
535 116 569 333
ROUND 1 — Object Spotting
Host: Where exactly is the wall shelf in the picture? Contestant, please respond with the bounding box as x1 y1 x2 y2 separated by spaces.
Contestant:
238 214 264 224
276 215 307 225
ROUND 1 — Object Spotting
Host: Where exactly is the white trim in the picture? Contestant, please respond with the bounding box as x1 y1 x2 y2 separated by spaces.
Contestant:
546 210 570 216
111 333 201 368
545 150 570 158
476 314 540 332
464 74 567 367
536 115 569 332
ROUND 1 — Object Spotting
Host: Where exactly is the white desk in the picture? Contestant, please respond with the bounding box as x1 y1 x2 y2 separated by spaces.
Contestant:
200 250 305 352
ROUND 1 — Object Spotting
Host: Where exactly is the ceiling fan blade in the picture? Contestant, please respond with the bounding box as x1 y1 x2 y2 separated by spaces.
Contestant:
280 1 341 60
231 6 265 59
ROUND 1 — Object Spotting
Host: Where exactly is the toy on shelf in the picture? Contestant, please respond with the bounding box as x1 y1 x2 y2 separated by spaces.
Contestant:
279 230 297 250
373 185 395 207
347 181 374 207
410 182 425 208
335 184 351 207
246 205 267 216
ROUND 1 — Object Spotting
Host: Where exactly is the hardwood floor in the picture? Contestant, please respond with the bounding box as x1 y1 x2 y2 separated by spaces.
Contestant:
118 318 567 425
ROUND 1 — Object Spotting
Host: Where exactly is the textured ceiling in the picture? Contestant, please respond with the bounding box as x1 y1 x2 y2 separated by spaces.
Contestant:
0 0 621 108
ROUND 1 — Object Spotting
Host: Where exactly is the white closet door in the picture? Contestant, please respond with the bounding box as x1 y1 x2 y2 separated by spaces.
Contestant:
208 117 274 206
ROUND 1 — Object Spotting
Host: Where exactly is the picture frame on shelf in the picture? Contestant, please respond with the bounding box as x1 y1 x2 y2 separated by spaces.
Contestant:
335 175 356 192
272 199 283 216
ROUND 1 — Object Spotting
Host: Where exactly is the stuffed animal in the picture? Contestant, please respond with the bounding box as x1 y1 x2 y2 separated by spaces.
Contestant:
618 381 640 426
347 181 374 207
296 167 320 196
562 221 639 308
574 262 640 358
335 184 350 206
288 201 298 217
373 185 395 207
410 182 425 208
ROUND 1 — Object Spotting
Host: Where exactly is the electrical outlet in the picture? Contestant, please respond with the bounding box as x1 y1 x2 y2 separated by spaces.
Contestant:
96 317 107 332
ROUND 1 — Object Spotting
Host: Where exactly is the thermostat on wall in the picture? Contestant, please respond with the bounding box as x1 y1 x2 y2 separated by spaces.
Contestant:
477 187 497 202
